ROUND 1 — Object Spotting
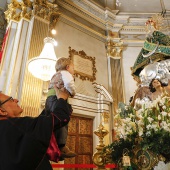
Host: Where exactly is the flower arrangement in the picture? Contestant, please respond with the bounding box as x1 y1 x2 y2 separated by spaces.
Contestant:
104 96 170 169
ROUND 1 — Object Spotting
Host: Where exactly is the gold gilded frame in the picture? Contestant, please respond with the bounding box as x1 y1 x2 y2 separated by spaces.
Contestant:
69 47 97 82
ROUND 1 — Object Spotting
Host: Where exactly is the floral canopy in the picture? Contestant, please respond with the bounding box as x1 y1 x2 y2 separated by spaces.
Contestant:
104 95 170 169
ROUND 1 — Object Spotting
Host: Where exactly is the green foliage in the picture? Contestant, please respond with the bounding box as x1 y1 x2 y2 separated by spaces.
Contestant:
104 96 170 167
104 133 137 163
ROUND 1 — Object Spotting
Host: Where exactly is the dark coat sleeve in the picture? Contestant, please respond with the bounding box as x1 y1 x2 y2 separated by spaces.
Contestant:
0 116 53 170
0 98 70 170
52 98 71 130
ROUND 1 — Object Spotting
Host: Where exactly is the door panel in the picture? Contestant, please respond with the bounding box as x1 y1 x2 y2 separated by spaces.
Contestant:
64 116 93 170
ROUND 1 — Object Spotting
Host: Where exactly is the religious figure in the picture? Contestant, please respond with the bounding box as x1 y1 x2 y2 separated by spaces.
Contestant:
149 78 170 100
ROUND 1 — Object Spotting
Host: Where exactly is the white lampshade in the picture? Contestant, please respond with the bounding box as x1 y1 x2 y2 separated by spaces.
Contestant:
28 37 58 81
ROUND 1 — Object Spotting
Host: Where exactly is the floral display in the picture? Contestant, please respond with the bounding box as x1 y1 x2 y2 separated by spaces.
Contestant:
104 96 170 169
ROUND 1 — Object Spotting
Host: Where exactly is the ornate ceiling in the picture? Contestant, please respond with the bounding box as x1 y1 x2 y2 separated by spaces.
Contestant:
0 0 170 47
90 0 170 14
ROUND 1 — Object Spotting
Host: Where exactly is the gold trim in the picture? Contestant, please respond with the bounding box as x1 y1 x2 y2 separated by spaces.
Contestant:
32 0 60 31
4 0 60 29
101 112 109 123
106 39 124 59
92 123 109 169
145 13 164 32
132 146 159 170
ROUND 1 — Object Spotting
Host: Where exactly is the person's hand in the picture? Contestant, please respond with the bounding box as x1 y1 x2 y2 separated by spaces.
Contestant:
54 85 69 100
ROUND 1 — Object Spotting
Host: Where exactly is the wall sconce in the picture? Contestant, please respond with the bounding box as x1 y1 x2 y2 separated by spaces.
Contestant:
51 28 57 35
28 37 57 81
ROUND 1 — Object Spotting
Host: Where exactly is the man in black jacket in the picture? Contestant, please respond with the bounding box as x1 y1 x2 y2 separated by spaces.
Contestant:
0 87 70 170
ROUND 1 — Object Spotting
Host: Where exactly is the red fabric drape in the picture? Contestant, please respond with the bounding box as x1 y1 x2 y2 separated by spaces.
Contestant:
0 29 9 63
46 132 61 162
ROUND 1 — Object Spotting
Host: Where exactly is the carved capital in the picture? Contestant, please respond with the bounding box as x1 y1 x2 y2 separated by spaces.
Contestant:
4 0 60 29
32 0 60 32
106 38 124 59
19 0 32 20
4 0 21 23
4 0 33 23
32 0 59 22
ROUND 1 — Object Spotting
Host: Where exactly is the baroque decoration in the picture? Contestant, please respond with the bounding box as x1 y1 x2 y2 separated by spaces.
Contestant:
4 0 59 31
4 0 32 23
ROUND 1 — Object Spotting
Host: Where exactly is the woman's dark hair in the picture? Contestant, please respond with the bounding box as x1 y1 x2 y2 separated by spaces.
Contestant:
129 96 133 103
149 78 164 93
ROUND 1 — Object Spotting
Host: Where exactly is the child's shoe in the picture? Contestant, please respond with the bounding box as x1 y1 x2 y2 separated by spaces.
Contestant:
60 146 77 158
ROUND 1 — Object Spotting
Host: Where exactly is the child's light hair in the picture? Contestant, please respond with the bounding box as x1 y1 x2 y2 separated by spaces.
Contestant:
55 57 72 72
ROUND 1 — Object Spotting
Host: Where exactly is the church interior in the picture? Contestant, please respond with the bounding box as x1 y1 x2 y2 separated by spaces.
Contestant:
0 0 170 169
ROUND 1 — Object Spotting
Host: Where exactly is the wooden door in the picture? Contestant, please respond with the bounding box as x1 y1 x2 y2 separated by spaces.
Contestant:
64 116 93 170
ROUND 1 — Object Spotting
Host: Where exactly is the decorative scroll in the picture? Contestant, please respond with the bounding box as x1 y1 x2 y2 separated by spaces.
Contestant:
69 47 97 81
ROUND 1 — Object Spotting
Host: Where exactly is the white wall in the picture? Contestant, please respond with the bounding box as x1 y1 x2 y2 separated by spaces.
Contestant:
0 0 7 9
53 20 144 104
122 46 142 104
53 21 108 96
52 21 112 151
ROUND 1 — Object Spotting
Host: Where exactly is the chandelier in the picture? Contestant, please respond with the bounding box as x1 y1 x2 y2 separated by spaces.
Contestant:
28 37 57 81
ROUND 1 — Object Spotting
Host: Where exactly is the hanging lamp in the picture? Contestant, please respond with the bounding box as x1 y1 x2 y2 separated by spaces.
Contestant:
28 37 57 81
